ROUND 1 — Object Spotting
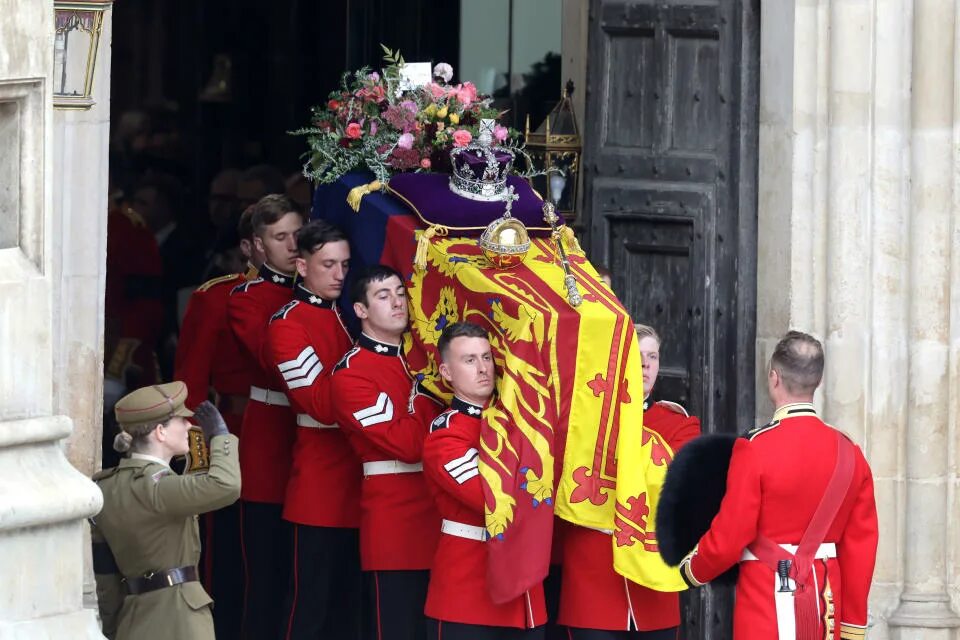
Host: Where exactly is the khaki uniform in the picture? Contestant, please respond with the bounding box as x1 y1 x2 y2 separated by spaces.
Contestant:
92 382 241 640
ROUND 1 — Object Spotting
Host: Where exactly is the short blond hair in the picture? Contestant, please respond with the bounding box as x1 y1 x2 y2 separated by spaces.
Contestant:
635 324 661 345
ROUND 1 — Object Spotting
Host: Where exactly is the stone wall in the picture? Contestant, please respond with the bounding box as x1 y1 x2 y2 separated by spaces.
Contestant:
0 1 106 637
757 1 960 637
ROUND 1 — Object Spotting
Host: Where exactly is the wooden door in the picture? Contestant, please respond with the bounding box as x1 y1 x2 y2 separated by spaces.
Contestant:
582 1 760 637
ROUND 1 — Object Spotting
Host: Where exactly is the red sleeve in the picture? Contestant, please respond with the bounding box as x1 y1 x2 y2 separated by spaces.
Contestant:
837 451 878 636
682 438 761 585
174 289 219 409
227 289 273 374
267 319 338 425
669 415 701 453
333 373 440 463
423 419 485 512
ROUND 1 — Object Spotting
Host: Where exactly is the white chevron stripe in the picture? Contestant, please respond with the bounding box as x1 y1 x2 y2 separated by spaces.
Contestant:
444 448 479 483
280 353 321 381
278 346 317 372
353 392 389 420
284 359 323 389
353 392 394 427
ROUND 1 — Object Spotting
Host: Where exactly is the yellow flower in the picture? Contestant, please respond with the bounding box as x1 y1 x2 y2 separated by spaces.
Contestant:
448 113 460 125
436 105 448 119
424 104 437 117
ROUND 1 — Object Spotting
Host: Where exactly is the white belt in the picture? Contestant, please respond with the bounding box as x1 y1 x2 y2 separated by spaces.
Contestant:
249 386 290 406
441 519 488 542
296 414 337 429
362 460 422 476
740 542 837 562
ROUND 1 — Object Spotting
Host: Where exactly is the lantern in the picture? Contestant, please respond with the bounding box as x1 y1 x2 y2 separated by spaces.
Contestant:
524 79 582 222
53 1 112 109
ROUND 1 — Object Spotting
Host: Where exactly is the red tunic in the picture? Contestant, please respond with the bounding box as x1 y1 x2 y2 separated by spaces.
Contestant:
266 284 360 527
174 265 258 434
423 397 547 629
226 263 298 504
331 333 443 570
681 403 878 640
559 399 701 631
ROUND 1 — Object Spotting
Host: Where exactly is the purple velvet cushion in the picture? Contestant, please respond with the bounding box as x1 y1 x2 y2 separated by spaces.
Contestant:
386 173 551 236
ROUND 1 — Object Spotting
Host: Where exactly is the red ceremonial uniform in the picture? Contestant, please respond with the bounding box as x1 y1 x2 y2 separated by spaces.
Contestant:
266 283 360 527
559 399 700 632
423 397 547 629
680 403 878 640
175 264 259 434
331 333 444 570
226 263 298 504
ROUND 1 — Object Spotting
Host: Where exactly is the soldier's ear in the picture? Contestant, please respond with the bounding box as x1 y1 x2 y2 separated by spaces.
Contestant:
353 301 367 319
295 256 308 278
253 235 265 254
439 361 452 383
239 238 253 259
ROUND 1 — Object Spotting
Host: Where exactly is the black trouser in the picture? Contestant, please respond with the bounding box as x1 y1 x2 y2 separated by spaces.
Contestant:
240 501 291 640
566 628 679 640
427 620 546 640
199 501 244 640
363 569 430 640
282 523 362 640
543 564 565 640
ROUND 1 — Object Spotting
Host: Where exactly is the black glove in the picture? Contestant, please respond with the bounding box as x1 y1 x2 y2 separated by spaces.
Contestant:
193 401 229 440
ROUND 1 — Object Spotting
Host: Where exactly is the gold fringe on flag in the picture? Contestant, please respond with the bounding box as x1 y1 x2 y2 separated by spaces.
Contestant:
560 225 583 254
346 180 383 212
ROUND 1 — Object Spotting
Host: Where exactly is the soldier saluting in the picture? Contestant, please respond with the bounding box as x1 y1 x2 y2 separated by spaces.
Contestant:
91 382 240 639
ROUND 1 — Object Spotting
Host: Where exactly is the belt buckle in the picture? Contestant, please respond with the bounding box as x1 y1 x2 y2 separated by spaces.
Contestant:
166 573 175 587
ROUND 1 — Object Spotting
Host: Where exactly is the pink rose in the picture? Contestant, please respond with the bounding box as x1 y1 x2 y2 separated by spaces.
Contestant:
493 125 508 143
346 122 363 139
452 129 473 147
428 83 448 100
453 82 478 106
400 100 418 114
420 158 432 169
368 71 381 82
397 132 415 150
369 121 378 136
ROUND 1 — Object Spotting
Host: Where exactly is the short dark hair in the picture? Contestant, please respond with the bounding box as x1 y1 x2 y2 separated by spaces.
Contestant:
134 172 183 212
295 220 348 256
251 194 303 236
770 330 824 395
438 322 489 361
237 205 256 241
351 265 404 305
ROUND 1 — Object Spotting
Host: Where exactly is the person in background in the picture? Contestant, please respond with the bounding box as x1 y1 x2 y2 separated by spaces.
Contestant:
285 171 313 216
226 194 305 639
558 324 700 639
174 206 263 639
238 164 287 211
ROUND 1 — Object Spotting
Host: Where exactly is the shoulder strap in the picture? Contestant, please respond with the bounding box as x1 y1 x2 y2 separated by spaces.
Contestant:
748 432 857 579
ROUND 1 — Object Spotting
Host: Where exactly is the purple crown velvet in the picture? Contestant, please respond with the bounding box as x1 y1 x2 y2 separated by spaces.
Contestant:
449 145 515 202
388 173 550 236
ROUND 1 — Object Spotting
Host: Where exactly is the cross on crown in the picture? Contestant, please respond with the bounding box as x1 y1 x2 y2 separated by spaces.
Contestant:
502 185 518 218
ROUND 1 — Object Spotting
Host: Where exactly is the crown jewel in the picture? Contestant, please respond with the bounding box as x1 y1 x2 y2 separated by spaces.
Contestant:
449 119 515 202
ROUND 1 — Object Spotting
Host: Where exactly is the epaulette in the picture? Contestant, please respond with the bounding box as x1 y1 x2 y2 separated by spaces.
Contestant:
656 400 690 417
132 463 171 482
408 378 444 412
196 273 241 293
430 410 455 433
334 346 361 372
270 300 299 323
120 206 147 228
92 467 119 482
231 277 263 295
744 419 780 441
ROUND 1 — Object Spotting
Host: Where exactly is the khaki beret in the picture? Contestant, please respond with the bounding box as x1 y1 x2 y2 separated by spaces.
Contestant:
114 381 194 428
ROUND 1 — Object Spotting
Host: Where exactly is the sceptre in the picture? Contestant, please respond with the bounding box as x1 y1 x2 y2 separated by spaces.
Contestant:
543 170 582 307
